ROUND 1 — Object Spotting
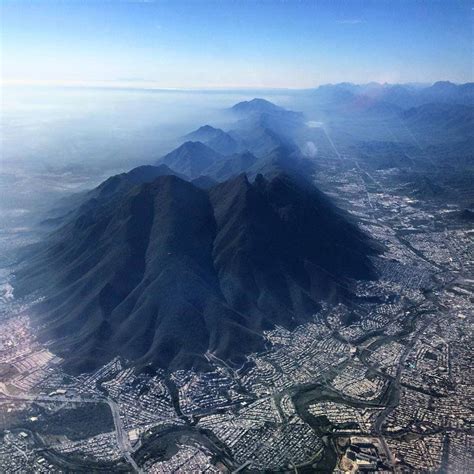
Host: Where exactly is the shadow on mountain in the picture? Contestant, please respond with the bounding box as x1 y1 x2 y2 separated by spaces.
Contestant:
16 168 380 374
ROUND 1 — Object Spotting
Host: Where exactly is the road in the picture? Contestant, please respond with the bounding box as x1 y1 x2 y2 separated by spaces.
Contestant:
0 389 142 473
106 397 142 473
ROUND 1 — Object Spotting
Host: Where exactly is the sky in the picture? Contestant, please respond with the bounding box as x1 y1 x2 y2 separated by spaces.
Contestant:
1 0 473 89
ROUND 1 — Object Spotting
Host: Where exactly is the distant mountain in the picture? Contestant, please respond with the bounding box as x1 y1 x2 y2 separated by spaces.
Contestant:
402 103 474 144
184 125 242 155
229 125 288 157
355 141 416 170
373 85 416 110
309 81 474 111
155 132 312 182
310 83 358 107
17 171 380 373
182 99 306 159
185 124 225 142
409 176 445 199
247 144 315 180
231 98 304 129
221 99 305 156
157 141 223 178
206 151 258 181
231 98 288 116
419 81 474 105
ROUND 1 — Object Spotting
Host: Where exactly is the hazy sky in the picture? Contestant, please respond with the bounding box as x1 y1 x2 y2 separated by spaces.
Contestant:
1 0 472 88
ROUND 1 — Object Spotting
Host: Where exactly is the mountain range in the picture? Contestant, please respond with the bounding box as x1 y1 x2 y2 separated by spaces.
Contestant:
20 88 472 374
310 81 474 110
17 111 380 373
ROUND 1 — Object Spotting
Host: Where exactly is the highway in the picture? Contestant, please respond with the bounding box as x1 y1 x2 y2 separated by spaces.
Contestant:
106 397 142 473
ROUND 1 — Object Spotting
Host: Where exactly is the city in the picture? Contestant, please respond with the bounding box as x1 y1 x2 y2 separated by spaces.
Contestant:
1 150 472 472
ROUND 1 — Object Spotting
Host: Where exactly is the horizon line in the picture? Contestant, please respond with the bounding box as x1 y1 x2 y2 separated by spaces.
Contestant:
2 78 470 93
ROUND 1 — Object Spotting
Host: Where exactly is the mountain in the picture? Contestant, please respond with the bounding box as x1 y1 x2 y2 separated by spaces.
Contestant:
372 85 416 110
157 141 223 178
185 125 226 142
408 175 445 199
310 83 358 107
246 145 315 180
191 175 218 190
17 172 380 374
419 81 474 105
90 164 183 201
229 113 308 157
231 98 288 116
205 151 258 181
401 103 474 144
231 98 304 126
309 81 474 112
229 125 288 157
155 134 311 182
184 125 242 155
40 164 182 228
355 141 416 170
228 99 306 156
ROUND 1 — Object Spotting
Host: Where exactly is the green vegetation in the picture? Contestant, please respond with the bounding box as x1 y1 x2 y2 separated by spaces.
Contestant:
2 402 114 441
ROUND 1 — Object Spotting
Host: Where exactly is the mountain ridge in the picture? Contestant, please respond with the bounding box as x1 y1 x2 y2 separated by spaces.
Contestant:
17 169 380 374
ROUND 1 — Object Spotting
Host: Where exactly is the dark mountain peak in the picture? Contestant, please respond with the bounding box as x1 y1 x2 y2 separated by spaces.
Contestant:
173 140 214 153
231 98 285 115
158 141 223 178
431 80 456 89
84 164 178 205
197 124 217 132
185 125 223 140
42 163 182 228
183 126 242 155
128 163 172 178
144 172 192 194
187 125 240 155
247 98 276 106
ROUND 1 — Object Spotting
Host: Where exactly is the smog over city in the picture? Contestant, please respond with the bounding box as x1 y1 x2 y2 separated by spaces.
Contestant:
0 1 473 472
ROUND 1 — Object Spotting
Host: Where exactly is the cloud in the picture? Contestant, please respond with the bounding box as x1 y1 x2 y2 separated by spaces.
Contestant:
336 19 364 25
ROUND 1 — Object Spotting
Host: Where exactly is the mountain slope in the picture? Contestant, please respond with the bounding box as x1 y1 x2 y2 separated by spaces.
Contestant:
229 125 292 157
90 164 183 201
20 176 261 372
205 151 258 180
231 98 288 116
184 125 242 155
40 164 183 228
18 171 380 374
157 141 224 178
401 103 474 144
